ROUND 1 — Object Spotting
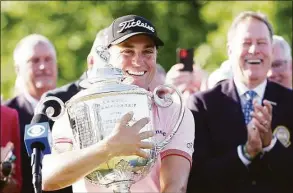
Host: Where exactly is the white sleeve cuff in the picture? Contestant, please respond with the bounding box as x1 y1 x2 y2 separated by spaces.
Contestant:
237 145 251 166
262 137 277 153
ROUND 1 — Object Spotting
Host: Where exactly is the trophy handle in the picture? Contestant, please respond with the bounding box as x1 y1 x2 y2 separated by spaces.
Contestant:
34 96 66 121
152 84 185 152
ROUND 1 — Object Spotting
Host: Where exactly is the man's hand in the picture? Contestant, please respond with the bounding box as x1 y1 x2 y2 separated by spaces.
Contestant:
251 100 273 147
1 142 14 163
105 111 155 159
1 142 15 179
245 120 263 158
165 63 193 93
166 63 208 93
1 142 18 193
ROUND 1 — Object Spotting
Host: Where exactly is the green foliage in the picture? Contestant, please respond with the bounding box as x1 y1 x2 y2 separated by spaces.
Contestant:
1 1 292 100
195 1 292 72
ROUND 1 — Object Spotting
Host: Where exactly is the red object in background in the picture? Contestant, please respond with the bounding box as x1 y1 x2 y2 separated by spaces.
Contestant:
176 47 194 72
1 105 22 193
180 49 188 58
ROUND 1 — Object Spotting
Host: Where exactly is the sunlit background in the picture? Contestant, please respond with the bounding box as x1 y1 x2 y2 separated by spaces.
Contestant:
1 1 292 100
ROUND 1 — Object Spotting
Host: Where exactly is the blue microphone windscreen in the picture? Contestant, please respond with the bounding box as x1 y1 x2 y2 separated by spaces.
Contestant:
24 122 52 156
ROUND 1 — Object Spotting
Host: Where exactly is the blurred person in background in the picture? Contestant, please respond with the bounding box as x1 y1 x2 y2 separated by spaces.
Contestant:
187 11 293 193
165 63 208 104
1 105 22 193
149 63 167 92
3 34 67 193
267 35 292 89
207 59 233 89
41 28 108 105
42 15 194 193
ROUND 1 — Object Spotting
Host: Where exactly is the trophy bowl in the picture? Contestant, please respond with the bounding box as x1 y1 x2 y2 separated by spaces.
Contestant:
35 46 184 193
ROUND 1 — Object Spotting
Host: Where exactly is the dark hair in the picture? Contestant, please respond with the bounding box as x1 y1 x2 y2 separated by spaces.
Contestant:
227 11 274 44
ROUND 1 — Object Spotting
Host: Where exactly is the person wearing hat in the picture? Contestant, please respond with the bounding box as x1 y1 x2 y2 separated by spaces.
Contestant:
42 15 194 193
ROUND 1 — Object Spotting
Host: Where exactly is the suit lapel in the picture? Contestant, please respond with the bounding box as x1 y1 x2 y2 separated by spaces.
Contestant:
222 80 247 139
222 79 244 117
263 80 279 106
263 81 280 130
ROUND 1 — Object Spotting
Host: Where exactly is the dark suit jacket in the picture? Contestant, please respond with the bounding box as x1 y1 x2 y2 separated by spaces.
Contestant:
186 79 293 193
5 94 74 193
41 77 83 105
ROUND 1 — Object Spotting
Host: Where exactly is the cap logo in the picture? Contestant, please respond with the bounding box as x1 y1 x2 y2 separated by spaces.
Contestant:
117 19 155 33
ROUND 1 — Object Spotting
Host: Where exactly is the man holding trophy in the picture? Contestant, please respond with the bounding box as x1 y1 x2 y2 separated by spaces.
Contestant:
41 15 194 193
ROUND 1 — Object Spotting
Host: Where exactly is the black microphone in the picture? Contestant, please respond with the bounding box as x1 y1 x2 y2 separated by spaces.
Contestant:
24 114 52 193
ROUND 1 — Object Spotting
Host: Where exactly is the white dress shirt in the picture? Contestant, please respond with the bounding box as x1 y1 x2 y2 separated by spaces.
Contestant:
233 78 277 165
23 89 39 110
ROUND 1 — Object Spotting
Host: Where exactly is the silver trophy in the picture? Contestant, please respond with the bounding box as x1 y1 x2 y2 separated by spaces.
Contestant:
35 46 184 193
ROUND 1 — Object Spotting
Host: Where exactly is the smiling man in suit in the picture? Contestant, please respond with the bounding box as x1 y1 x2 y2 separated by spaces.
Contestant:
186 11 293 193
4 34 72 193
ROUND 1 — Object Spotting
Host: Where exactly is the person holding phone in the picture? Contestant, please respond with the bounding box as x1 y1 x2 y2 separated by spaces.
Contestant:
1 105 22 193
165 49 208 104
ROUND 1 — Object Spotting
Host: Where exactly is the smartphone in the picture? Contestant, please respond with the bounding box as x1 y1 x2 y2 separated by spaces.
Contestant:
176 48 194 72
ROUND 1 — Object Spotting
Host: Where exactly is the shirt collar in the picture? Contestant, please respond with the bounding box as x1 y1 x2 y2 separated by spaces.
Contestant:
234 77 267 99
23 89 39 109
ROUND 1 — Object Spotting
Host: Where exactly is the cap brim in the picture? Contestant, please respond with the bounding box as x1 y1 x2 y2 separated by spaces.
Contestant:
110 32 164 47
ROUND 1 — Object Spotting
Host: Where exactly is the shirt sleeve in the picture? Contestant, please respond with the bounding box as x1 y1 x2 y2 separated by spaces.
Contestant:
237 145 251 166
262 136 277 152
51 113 75 153
155 102 195 166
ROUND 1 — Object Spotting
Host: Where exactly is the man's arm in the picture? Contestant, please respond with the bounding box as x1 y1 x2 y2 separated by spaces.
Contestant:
159 107 194 193
42 112 154 191
43 139 115 190
160 156 190 193
252 99 293 182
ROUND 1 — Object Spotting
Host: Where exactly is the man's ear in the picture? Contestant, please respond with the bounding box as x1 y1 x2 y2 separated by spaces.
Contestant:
87 54 94 69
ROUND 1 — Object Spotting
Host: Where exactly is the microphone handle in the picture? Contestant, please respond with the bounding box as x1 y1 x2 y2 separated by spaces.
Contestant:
31 147 43 193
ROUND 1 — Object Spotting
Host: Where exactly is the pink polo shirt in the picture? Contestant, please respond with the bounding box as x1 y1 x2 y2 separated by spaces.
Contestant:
52 101 194 192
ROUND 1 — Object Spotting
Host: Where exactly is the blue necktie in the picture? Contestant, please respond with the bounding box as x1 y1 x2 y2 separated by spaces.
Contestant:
243 90 257 125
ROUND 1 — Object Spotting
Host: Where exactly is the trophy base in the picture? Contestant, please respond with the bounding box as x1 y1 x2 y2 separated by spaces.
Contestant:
110 181 132 193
